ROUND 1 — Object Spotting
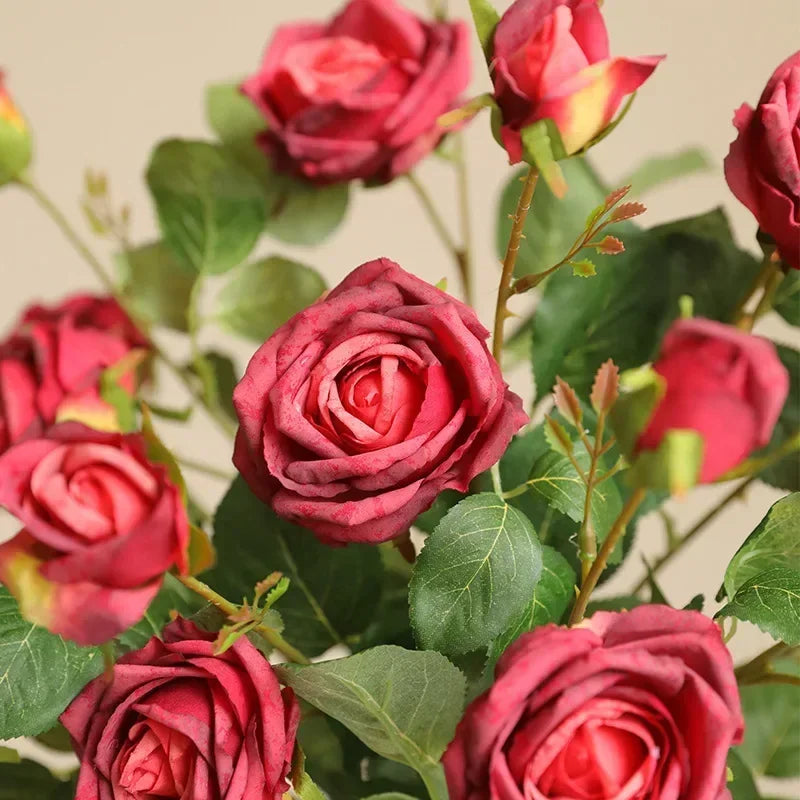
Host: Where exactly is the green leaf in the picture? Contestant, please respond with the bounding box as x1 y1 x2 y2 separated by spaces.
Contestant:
206 81 264 151
759 346 800 492
0 759 76 800
727 749 762 800
716 567 800 644
737 657 800 777
0 586 103 738
571 258 596 277
520 120 568 197
774 270 800 326
529 208 760 400
115 573 203 652
488 545 575 664
413 490 463 534
208 476 382 656
409 493 543 656
265 178 350 246
610 365 666 456
496 158 608 279
216 256 326 342
186 350 239 423
116 241 196 331
467 0 500 59
277 646 465 783
619 147 712 195
146 139 266 275
0 747 19 764
724 494 800 600
626 429 704 495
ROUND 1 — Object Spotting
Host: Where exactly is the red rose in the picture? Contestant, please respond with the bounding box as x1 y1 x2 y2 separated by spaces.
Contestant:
0 423 189 645
233 258 527 545
0 294 148 453
61 617 300 799
725 51 800 270
444 606 743 800
241 0 471 184
637 318 789 482
492 0 663 162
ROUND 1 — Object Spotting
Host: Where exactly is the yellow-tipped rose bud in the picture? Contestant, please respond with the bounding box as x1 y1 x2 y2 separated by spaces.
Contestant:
0 71 32 185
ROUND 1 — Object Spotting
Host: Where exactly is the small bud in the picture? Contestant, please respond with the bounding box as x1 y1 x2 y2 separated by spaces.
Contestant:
590 359 620 414
571 259 596 277
0 72 32 186
553 377 583 427
595 235 625 255
609 202 647 223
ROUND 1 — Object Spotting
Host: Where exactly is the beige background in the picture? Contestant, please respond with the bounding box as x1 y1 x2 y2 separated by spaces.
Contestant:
1 0 799 789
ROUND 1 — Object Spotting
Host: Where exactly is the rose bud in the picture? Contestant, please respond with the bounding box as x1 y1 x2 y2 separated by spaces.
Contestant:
233 258 528 545
0 294 148 452
491 0 664 163
61 617 299 799
444 606 743 800
0 71 32 185
0 423 189 645
241 0 471 184
725 51 800 270
636 318 789 483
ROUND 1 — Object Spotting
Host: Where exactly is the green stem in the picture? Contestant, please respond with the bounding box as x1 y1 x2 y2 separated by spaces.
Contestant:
453 133 475 307
578 415 605 582
178 575 310 665
494 168 539 363
751 261 785 324
419 763 450 800
569 488 647 625
735 642 798 684
177 455 234 482
731 251 778 330
17 176 237 439
630 432 800 595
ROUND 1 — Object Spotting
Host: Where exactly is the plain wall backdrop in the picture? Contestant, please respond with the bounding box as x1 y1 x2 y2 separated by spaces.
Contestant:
1 0 799 788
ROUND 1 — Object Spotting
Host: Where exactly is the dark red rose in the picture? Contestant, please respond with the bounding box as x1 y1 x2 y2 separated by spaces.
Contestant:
241 0 471 184
637 318 789 482
0 423 189 645
61 617 300 799
233 258 528 545
725 51 800 270
0 294 148 454
491 0 663 163
444 606 743 800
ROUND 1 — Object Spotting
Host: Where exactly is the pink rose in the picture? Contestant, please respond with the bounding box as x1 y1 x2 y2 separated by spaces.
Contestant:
61 617 300 799
0 294 148 453
492 0 664 162
724 51 800 270
637 318 789 482
233 258 527 545
241 0 471 184
444 606 743 800
0 423 189 645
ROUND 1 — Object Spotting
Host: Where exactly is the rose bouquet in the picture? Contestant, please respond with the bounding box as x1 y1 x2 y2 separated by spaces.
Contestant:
0 1 798 799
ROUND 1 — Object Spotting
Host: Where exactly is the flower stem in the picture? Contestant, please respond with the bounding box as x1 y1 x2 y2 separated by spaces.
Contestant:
731 251 782 330
17 176 237 439
630 432 800 595
175 454 234 482
569 488 647 625
578 415 606 582
178 575 310 665
453 133 475 306
735 642 799 685
493 167 539 363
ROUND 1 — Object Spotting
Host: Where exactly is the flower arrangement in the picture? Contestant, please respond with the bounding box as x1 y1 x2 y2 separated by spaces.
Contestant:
0 1 798 798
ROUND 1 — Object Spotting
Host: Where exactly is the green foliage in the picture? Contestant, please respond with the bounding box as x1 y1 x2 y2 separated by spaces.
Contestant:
115 573 203 652
520 120 567 197
186 350 239 423
488 545 575 664
116 241 196 331
0 759 76 800
738 658 800 777
724 494 800 599
278 646 465 792
208 476 382 656
215 255 326 341
727 749 761 800
467 0 500 59
774 270 800 326
265 178 350 246
758 346 800 491
529 208 760 400
146 139 266 275
717 567 800 644
619 147 712 195
410 494 542 656
0 587 103 738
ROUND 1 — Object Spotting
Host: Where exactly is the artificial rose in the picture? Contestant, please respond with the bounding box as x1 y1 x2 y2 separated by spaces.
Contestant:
444 606 743 800
0 71 32 185
637 317 789 483
724 51 800 270
0 294 148 453
241 0 470 184
61 617 300 799
233 257 527 545
492 0 664 162
0 423 189 645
